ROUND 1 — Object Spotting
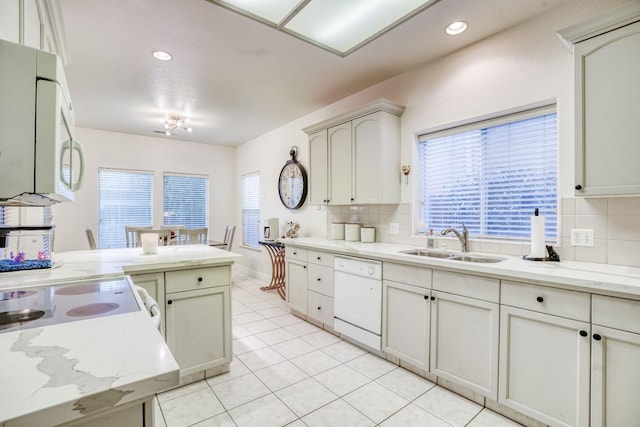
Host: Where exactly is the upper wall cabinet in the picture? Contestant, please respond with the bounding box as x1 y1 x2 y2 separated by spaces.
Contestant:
0 0 65 57
560 2 640 196
303 99 405 205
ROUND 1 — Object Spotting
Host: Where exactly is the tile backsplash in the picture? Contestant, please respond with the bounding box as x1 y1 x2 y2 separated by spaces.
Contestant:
326 197 640 268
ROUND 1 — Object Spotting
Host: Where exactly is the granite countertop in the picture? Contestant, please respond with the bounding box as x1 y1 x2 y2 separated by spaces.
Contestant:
283 238 640 298
0 245 242 426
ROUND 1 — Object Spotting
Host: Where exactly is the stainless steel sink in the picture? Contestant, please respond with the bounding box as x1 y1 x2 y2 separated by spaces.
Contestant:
399 249 455 258
399 249 506 263
449 254 506 263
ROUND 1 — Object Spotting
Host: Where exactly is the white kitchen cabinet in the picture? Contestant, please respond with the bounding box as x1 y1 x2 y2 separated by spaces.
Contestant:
303 99 405 205
61 398 152 427
590 295 640 427
559 5 640 196
382 280 430 371
308 130 328 204
129 272 165 336
430 270 499 399
285 247 308 315
499 280 591 427
0 0 46 50
164 266 231 377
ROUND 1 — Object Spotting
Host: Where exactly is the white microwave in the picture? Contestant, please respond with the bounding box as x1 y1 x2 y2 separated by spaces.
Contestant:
0 39 84 206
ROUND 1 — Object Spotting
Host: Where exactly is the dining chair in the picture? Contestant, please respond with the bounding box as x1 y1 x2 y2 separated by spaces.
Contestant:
85 228 97 250
125 226 152 247
137 229 173 247
176 227 208 245
209 225 235 251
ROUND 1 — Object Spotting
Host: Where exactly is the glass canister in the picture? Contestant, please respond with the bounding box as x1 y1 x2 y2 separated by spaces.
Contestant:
0 226 55 272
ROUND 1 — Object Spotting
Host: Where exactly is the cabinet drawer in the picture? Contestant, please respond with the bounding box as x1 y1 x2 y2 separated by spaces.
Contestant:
307 290 334 326
285 247 307 262
308 264 334 297
383 262 431 289
501 281 590 322
433 270 499 303
593 294 640 334
308 250 333 267
165 266 230 293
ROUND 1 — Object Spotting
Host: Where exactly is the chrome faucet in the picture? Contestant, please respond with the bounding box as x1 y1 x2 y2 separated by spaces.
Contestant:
441 223 469 253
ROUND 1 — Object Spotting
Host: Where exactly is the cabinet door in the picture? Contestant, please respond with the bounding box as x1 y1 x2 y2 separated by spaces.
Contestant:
430 290 499 399
286 260 308 314
499 306 590 427
308 130 328 205
129 272 165 337
352 112 382 204
307 263 334 297
328 122 352 205
591 325 640 427
382 280 429 371
165 286 231 376
0 1 19 43
574 21 640 195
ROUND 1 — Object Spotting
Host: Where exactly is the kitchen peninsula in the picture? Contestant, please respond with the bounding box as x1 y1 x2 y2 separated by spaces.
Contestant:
0 245 241 427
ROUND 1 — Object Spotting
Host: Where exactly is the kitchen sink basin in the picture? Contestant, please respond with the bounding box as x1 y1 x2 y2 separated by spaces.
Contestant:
449 254 506 263
399 249 455 258
399 249 506 263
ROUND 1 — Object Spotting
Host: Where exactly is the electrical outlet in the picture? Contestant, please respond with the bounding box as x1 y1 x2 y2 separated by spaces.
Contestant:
390 223 400 234
571 228 594 247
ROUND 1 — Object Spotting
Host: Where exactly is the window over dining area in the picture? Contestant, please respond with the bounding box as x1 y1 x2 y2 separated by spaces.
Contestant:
417 105 558 242
163 173 209 228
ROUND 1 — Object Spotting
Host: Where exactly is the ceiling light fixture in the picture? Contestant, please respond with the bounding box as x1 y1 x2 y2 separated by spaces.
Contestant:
158 116 192 136
445 21 468 35
152 50 173 61
209 0 440 56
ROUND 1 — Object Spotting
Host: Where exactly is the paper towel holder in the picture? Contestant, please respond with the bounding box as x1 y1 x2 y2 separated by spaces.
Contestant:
523 245 560 262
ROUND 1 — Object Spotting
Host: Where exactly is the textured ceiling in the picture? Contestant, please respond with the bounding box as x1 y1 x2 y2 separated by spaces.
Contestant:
59 0 566 146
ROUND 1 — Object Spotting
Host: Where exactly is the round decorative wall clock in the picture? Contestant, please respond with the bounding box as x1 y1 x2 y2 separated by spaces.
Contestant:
278 146 308 210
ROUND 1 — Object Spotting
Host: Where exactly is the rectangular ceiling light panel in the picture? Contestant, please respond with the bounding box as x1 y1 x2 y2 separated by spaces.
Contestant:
210 0 439 56
284 0 438 55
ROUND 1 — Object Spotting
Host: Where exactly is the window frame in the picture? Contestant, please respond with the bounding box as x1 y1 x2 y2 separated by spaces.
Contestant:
162 172 209 229
241 171 261 249
415 104 558 243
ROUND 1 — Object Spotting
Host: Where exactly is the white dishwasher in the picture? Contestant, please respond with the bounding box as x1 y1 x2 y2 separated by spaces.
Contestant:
334 256 383 351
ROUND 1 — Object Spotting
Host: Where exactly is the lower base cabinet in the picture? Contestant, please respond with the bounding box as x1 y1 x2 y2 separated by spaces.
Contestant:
166 285 231 377
430 290 499 399
60 398 152 427
499 306 590 427
382 280 430 371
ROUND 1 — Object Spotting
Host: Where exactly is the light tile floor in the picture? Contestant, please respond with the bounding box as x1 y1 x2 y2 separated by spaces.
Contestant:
154 271 522 427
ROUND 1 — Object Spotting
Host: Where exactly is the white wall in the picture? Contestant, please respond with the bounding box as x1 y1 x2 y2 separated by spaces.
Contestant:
53 127 235 252
234 0 633 276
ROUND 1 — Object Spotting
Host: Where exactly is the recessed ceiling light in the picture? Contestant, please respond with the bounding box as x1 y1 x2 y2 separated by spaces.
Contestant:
152 50 172 61
445 21 468 35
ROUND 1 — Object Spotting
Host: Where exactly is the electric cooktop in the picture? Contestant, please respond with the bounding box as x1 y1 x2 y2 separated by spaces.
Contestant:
0 277 140 333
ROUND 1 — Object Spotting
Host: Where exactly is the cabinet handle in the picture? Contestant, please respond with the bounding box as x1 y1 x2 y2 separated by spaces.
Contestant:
167 300 173 305
197 277 203 282
536 296 544 303
593 334 602 341
579 330 588 337
575 184 583 190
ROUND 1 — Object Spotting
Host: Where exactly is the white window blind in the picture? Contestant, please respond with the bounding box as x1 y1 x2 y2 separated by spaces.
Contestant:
98 169 153 249
242 172 260 248
418 106 557 241
163 173 209 228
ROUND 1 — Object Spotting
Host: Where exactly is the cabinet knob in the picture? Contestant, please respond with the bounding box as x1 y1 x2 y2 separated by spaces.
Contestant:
536 296 544 303
293 251 297 255
593 334 602 341
579 330 588 337
317 256 321 260
351 198 354 202
167 300 173 305
575 184 583 190
317 277 321 282
430 296 435 301
317 306 322 310
424 295 429 300
197 277 203 282
303 265 306 269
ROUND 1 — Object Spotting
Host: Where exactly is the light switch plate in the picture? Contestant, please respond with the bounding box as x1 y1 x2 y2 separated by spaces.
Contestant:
571 228 594 247
390 223 400 234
